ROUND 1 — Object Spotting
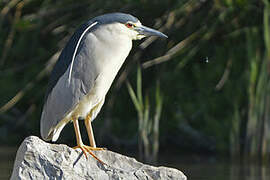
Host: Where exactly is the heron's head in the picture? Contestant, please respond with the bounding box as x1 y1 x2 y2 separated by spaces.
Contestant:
94 13 168 40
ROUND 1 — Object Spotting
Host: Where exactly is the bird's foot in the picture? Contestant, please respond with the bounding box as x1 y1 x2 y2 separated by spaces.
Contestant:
88 147 107 151
73 144 106 165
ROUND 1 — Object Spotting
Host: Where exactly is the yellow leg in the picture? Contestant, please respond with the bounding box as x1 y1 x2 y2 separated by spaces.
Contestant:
72 116 105 164
85 113 96 147
85 113 105 151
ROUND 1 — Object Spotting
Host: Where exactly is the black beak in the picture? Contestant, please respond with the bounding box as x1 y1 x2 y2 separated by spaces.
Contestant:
135 25 168 38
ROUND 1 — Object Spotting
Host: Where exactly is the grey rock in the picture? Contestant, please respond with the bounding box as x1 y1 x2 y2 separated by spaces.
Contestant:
11 136 187 180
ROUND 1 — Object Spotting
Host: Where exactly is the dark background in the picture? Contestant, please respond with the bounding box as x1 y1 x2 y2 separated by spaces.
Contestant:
0 0 269 165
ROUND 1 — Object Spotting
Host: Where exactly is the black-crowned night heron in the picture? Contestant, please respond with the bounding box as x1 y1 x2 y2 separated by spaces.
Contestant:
40 12 167 163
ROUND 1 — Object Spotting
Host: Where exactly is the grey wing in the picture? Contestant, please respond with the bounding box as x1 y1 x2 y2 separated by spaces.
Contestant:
40 21 98 141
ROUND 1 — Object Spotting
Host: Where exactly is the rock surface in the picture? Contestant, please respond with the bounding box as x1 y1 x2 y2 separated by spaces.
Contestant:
11 136 187 180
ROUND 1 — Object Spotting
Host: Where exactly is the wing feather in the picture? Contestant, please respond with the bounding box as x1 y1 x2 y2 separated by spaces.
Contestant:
68 21 98 84
40 21 99 141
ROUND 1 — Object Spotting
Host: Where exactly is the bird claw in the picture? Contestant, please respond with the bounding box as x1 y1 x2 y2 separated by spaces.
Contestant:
73 144 106 165
89 147 107 151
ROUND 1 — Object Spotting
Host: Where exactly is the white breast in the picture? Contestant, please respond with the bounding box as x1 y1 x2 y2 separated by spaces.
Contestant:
72 23 133 119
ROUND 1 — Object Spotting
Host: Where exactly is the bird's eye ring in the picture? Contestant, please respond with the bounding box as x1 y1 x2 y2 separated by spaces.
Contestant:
125 23 134 28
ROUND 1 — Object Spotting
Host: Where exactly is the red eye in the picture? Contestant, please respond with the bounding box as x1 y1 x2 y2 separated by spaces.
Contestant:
125 23 133 28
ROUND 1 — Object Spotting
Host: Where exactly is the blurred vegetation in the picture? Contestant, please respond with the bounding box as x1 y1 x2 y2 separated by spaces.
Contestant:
127 66 163 163
0 0 269 163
